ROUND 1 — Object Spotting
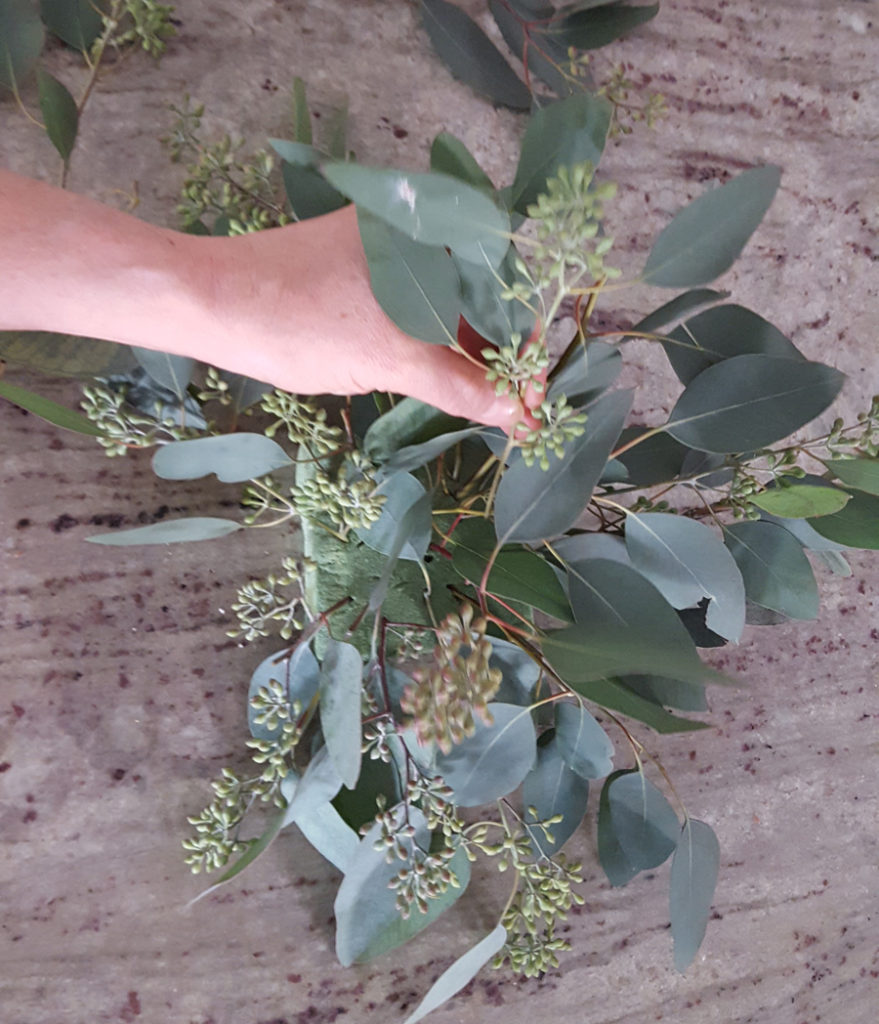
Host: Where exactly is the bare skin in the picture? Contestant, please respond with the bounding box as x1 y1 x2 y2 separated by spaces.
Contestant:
0 170 530 429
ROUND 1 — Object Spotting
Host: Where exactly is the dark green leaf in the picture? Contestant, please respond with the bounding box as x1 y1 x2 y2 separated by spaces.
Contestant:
615 428 688 486
494 388 631 544
489 637 541 706
489 0 579 99
451 518 573 620
670 818 720 972
632 288 727 336
36 69 78 162
623 673 708 712
666 354 845 453
130 347 194 399
334 806 469 964
85 517 241 546
355 472 431 562
759 512 851 553
367 489 435 613
39 0 104 49
357 209 461 346
430 132 495 193
662 304 804 385
0 330 137 378
290 75 312 144
751 484 850 519
808 490 879 549
269 138 322 166
600 769 679 885
151 433 291 483
435 703 537 806
383 427 482 476
364 397 465 463
105 365 206 430
510 92 613 213
523 736 590 857
455 246 535 347
282 163 348 220
548 341 622 405
723 520 819 619
248 644 319 742
0 378 102 435
321 162 511 267
555 700 614 779
642 167 781 287
573 677 710 733
403 925 507 1024
823 457 879 496
319 639 364 790
624 511 746 642
419 0 531 110
0 0 44 89
550 2 659 50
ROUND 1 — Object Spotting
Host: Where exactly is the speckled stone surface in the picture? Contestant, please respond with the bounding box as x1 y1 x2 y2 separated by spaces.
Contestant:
1 2 878 1022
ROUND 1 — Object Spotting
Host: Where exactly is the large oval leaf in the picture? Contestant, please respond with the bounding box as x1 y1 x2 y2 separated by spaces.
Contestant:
455 246 535 347
824 457 879 496
430 132 495 193
363 397 464 464
549 2 659 50
0 0 44 89
598 769 679 886
494 388 632 544
40 0 104 49
670 818 720 972
624 511 746 642
419 0 531 110
130 347 194 399
435 703 537 807
248 644 320 742
554 701 614 779
334 806 470 965
354 472 431 562
641 166 781 287
357 209 461 345
318 639 364 790
320 162 510 267
152 433 291 483
666 354 844 454
510 92 613 213
751 484 850 519
523 735 590 857
723 520 819 619
85 517 241 545
36 69 78 162
808 490 879 549
631 288 726 336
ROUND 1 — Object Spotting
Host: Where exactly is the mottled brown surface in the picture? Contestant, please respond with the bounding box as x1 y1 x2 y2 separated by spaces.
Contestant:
1 2 878 1022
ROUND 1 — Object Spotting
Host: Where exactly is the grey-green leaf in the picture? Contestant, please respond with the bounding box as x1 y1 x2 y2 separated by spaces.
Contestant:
0 378 102 435
511 92 613 213
152 433 291 483
36 69 78 162
550 2 659 50
723 520 819 619
0 0 44 90
435 703 537 807
573 677 709 734
454 246 535 347
824 457 879 496
363 397 464 464
523 736 590 857
85 517 241 545
490 637 541 707
494 388 631 544
808 491 879 550
130 347 194 399
319 639 364 790
40 0 104 49
642 166 781 287
403 924 507 1024
625 511 746 642
248 644 320 742
293 798 359 874
602 769 679 885
632 288 727 336
548 341 622 405
354 472 431 561
751 484 850 519
666 354 844 453
554 701 614 779
383 427 481 476
430 132 495 193
419 0 531 110
357 209 461 345
320 161 511 267
670 818 720 972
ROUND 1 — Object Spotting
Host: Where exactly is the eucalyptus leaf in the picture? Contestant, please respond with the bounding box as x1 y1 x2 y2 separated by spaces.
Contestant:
435 703 537 807
642 166 781 287
760 513 851 553
357 209 461 345
319 639 364 790
280 745 345 829
548 341 622 405
290 75 312 144
130 347 194 399
269 138 322 166
367 489 435 613
152 433 291 483
0 378 102 435
454 246 535 347
320 161 511 267
403 925 508 1024
419 0 532 110
248 644 320 742
751 484 850 519
551 531 631 566
823 457 879 496
631 289 727 336
489 0 579 99
36 69 78 162
489 637 541 706
334 806 470 965
662 304 804 385
624 511 746 642
550 2 659 50
364 397 465 464
670 818 720 972
293 798 359 874
510 92 613 213
666 354 844 454
85 517 242 545
40 0 104 49
599 769 679 886
0 0 44 89
494 388 632 544
597 769 639 887
615 428 688 487
0 330 137 378
808 491 879 549
555 700 614 779
430 132 495 193
354 472 431 561
283 161 350 220
723 520 819 619
572 677 709 733
382 427 482 476
623 673 708 713
523 736 590 857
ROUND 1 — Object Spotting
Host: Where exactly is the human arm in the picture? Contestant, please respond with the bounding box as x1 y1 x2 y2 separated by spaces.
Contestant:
0 169 527 428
